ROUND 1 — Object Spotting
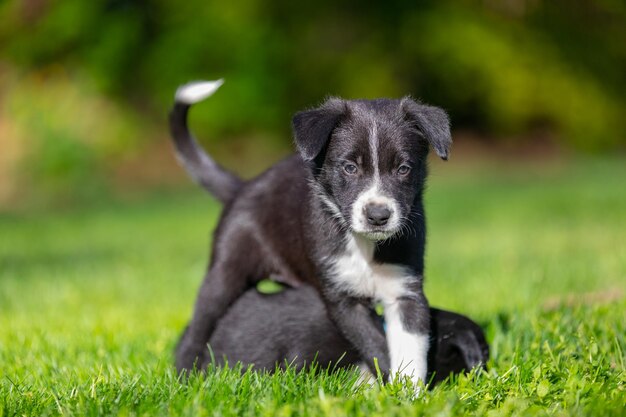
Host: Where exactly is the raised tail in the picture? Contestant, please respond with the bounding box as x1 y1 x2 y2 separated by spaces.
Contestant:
169 80 243 204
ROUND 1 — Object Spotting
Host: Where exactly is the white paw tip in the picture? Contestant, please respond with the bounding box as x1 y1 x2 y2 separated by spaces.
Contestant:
175 79 224 104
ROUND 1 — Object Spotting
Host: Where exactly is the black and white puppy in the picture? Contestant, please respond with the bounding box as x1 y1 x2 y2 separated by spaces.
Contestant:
170 80 452 387
207 285 489 386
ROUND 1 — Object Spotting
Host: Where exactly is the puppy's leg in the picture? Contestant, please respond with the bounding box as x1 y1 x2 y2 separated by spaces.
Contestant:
325 297 391 380
175 258 249 373
385 294 430 387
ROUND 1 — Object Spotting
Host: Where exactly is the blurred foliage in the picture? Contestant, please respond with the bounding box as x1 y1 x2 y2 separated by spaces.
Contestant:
0 0 625 203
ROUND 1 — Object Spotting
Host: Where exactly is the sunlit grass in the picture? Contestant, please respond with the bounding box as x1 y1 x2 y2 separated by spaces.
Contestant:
1 156 624 416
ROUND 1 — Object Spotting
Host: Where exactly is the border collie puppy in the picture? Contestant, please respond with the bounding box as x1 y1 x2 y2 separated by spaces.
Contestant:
170 80 452 388
205 285 489 386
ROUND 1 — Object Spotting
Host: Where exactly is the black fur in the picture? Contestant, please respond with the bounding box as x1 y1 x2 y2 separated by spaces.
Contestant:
169 102 243 203
170 89 452 380
207 286 489 386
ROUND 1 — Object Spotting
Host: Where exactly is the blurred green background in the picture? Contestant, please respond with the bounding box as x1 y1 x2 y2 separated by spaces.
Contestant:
1 0 625 206
1 3 625 415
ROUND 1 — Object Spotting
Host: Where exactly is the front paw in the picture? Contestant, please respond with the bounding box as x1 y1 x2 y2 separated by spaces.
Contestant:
175 341 206 373
390 369 427 399
387 328 430 392
392 362 427 394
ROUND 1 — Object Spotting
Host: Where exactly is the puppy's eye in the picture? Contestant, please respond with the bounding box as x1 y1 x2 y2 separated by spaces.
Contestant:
397 165 411 176
343 163 358 175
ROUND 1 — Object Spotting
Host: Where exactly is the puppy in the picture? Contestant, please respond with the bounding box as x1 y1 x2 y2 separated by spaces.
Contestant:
170 80 452 386
207 285 489 386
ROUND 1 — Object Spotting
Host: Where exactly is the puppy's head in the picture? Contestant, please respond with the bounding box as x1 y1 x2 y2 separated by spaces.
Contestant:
293 97 451 241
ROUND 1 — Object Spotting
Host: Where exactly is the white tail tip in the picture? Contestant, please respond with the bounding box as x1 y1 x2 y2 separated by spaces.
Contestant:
175 79 224 105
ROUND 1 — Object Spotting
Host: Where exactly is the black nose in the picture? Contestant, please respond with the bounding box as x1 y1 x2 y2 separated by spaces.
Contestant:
365 204 391 226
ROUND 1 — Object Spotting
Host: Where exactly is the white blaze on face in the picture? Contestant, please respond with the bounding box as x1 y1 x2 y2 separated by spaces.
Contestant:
350 117 400 238
384 302 429 389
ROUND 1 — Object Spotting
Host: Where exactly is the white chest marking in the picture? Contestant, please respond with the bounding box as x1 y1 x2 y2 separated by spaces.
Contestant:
331 234 429 389
330 235 410 304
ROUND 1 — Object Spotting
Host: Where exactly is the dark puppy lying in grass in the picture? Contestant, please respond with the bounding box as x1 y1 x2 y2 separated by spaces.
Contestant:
201 284 489 386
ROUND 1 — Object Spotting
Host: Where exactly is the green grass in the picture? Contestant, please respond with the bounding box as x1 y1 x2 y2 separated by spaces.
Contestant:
1 156 625 416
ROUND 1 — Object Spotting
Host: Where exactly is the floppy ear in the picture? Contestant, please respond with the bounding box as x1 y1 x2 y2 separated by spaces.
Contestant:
401 97 452 160
292 98 346 161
